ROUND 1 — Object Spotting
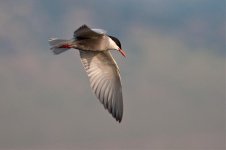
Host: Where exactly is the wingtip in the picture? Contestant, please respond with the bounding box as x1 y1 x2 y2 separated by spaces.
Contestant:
114 114 123 123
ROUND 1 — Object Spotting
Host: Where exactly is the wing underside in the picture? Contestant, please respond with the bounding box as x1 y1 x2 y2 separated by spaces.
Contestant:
79 50 123 122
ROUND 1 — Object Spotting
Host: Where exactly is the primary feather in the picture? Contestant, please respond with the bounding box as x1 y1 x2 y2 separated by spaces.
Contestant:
79 50 123 122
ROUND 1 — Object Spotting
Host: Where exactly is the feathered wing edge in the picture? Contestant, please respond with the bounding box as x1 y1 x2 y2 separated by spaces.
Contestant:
79 50 123 122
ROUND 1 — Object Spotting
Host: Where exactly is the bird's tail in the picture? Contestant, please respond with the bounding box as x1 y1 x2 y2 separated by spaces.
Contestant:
48 38 74 55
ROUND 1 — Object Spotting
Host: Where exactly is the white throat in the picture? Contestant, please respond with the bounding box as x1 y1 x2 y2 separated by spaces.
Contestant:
108 37 119 50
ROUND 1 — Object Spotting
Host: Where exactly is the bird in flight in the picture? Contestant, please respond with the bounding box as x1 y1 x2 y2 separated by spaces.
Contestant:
48 24 125 122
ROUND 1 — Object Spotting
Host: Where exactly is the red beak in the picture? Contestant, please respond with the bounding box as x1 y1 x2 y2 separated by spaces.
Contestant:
118 48 126 57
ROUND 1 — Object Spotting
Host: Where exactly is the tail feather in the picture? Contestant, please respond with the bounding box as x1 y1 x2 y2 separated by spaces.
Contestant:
48 38 73 55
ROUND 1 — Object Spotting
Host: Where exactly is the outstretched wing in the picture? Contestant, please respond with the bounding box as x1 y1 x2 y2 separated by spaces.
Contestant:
79 50 123 122
74 24 106 39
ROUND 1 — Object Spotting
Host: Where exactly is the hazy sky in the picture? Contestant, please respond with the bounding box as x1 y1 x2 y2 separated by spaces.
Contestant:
0 0 225 150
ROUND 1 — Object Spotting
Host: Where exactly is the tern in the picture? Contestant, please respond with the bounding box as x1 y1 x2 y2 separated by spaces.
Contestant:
48 24 126 122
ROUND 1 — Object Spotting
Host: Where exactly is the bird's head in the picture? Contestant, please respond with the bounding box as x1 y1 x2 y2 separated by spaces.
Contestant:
108 36 126 57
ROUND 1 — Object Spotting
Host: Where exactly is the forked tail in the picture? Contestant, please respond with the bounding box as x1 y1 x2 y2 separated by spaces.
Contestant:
48 38 74 55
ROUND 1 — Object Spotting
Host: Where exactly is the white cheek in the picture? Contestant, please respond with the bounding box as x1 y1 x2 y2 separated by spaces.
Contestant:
109 39 118 49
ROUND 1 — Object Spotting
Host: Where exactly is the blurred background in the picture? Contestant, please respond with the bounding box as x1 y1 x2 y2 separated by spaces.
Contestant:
0 0 225 150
